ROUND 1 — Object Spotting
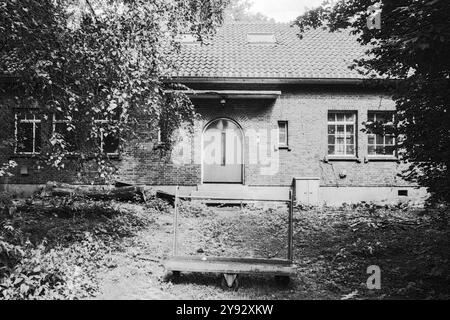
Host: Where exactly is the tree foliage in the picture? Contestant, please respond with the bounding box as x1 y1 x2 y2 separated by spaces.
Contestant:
294 0 450 205
223 0 274 23
0 0 228 181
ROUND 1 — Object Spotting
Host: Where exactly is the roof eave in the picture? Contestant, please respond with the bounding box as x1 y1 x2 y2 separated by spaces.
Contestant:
166 77 389 85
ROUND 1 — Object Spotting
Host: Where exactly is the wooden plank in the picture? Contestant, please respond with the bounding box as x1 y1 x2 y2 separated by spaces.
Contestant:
194 199 285 205
179 195 290 203
168 256 293 265
165 258 296 276
157 192 289 203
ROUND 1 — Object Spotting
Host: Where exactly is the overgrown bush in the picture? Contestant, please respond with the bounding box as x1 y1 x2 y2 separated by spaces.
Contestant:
0 192 13 216
0 233 105 300
0 196 156 299
144 197 173 214
0 236 24 277
178 200 215 218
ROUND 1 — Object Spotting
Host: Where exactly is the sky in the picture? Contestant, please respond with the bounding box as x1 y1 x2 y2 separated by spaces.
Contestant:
247 0 324 22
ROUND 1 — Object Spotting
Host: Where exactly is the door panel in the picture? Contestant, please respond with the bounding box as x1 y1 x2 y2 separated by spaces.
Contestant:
203 119 243 183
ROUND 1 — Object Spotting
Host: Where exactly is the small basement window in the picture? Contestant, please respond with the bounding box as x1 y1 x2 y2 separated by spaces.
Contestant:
398 190 408 196
247 33 276 43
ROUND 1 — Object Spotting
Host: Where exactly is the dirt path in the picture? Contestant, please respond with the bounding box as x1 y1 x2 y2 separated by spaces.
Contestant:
93 205 322 300
94 213 175 299
93 204 450 300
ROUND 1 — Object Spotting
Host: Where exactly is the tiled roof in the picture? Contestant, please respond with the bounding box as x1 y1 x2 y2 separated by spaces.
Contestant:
172 23 368 79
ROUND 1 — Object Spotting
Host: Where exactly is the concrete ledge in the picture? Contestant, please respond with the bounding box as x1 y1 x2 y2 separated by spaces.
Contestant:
319 186 428 206
1 183 429 206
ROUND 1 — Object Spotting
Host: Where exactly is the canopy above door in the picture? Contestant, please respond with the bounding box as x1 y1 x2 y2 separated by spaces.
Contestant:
166 90 281 99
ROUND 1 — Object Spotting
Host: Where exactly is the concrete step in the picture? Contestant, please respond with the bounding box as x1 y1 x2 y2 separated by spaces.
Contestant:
197 184 249 192
190 185 290 203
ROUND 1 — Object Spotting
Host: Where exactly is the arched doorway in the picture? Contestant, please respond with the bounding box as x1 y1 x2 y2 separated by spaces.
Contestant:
202 118 243 183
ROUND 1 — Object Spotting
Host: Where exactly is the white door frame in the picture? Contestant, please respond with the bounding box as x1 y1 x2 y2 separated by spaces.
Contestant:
200 117 245 184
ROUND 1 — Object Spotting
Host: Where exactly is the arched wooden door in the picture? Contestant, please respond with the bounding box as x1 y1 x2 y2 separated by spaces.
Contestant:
203 118 243 183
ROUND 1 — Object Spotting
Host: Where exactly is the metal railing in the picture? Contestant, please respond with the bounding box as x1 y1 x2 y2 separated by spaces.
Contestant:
171 183 295 262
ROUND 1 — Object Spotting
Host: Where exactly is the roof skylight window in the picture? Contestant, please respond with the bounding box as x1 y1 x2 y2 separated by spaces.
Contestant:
247 33 276 43
178 33 199 43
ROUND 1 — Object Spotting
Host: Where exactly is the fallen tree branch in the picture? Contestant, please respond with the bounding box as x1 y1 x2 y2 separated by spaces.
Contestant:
46 181 145 201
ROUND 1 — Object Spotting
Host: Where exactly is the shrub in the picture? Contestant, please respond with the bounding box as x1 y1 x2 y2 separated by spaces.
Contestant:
0 233 105 300
0 196 155 299
178 200 214 218
144 197 173 214
0 237 24 278
0 192 13 216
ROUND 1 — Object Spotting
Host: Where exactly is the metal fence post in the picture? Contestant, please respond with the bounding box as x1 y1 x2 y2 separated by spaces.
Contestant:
287 189 294 261
172 186 179 256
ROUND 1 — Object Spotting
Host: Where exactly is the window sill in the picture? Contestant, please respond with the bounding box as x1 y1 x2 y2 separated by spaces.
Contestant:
60 153 122 160
107 154 121 160
13 153 121 160
365 156 399 162
82 153 122 160
326 156 360 162
153 142 167 150
13 153 40 158
278 146 291 151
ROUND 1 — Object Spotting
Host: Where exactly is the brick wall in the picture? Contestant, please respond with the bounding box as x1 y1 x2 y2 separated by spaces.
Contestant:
1 84 412 188
190 87 409 188
0 87 200 186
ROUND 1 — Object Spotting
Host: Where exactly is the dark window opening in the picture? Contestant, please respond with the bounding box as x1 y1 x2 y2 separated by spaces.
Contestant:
278 121 288 148
15 111 41 154
53 114 77 152
94 117 120 155
103 134 120 154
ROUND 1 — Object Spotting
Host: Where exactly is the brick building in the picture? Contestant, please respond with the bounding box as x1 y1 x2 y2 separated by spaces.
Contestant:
0 23 427 204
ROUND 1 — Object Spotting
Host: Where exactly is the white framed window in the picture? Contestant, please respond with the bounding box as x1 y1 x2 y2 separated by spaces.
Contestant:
53 113 68 132
328 112 357 156
157 128 161 143
367 112 396 156
94 119 120 155
15 110 41 154
278 121 288 148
